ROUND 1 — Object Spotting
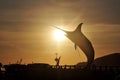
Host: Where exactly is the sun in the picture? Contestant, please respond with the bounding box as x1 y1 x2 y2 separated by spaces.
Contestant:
53 29 66 41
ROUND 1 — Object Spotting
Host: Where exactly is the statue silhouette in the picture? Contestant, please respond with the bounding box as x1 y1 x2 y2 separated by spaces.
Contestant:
55 53 61 67
55 23 94 67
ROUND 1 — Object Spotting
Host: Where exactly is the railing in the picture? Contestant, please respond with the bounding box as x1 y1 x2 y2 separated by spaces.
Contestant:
51 65 75 69
51 65 120 71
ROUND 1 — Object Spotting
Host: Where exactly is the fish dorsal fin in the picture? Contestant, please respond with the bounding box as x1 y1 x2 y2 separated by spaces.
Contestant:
74 23 83 32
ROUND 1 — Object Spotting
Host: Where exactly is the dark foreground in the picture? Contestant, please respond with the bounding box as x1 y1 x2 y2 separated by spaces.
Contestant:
1 64 120 80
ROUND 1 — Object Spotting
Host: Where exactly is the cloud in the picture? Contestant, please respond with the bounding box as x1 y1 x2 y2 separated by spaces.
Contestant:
52 0 120 24
63 0 120 24
0 0 120 26
0 0 51 9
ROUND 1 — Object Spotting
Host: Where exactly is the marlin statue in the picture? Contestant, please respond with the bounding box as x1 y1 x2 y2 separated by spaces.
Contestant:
55 23 95 67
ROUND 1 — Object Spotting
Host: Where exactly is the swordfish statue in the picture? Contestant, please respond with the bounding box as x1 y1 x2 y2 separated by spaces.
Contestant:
56 23 95 67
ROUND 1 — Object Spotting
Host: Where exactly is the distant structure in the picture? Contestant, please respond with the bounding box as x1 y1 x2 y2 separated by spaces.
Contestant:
55 23 94 68
16 58 22 64
54 53 61 67
0 63 2 71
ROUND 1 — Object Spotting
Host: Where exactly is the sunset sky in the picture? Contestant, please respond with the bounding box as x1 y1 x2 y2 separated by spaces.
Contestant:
0 0 120 65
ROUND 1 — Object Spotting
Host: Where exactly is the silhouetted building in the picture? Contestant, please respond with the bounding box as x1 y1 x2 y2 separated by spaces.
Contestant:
27 63 50 70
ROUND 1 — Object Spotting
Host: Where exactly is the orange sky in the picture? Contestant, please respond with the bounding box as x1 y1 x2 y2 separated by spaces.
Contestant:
0 0 120 65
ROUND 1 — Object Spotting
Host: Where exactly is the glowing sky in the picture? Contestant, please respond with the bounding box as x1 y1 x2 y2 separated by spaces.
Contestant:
0 0 120 65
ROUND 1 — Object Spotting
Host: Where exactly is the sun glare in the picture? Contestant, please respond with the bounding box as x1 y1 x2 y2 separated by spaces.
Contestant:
53 29 66 41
